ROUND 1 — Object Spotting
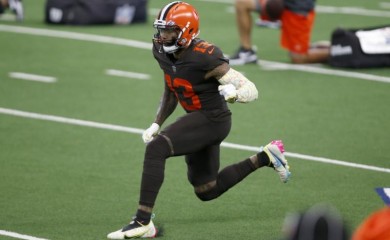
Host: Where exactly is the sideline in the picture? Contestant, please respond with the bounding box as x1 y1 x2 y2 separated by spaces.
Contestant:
1 107 389 174
1 24 389 84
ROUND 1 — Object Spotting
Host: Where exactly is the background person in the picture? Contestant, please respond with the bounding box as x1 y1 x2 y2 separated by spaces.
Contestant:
229 0 330 65
352 207 390 240
0 0 23 21
45 0 147 25
282 203 350 240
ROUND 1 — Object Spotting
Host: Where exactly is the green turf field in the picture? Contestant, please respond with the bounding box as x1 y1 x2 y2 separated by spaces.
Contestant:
1 0 389 239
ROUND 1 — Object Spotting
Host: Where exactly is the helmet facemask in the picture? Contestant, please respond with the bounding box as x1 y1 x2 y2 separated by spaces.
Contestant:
153 1 200 54
153 22 182 54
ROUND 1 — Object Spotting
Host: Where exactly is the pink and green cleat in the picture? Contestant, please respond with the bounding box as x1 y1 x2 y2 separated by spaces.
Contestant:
261 140 291 183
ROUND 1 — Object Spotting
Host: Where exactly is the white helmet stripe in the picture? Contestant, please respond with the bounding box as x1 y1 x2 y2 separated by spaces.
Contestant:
158 1 182 21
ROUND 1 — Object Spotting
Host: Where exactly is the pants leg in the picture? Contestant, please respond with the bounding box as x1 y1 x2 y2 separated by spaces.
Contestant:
139 111 231 207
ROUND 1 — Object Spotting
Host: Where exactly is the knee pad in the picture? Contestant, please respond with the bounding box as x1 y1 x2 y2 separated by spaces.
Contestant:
144 134 172 160
195 187 221 201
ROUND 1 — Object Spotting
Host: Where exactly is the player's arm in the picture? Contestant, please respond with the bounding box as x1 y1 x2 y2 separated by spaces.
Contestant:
207 62 259 103
154 84 178 126
142 83 178 143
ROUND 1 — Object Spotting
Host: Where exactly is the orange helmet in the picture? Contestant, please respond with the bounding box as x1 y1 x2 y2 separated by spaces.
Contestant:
153 1 200 53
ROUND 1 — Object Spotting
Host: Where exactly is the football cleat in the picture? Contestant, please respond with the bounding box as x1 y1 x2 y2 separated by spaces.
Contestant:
255 18 281 29
261 140 291 183
229 47 258 66
8 0 23 21
107 218 157 239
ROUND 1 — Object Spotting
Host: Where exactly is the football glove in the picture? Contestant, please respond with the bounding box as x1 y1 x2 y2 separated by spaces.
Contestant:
218 84 237 103
142 123 160 143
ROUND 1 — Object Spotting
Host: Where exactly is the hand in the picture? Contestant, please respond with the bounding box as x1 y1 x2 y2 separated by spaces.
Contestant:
218 84 237 103
142 123 160 143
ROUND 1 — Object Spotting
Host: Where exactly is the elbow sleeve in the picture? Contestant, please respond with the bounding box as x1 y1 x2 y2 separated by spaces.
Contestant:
218 68 258 102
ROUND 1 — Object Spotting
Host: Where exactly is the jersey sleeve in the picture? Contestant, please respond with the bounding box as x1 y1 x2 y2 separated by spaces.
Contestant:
192 40 229 72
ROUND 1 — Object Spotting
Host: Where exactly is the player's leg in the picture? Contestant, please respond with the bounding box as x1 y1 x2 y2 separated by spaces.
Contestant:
138 111 228 213
281 10 329 63
0 0 5 14
189 140 291 201
235 0 259 50
187 145 253 201
108 111 230 239
107 135 170 239
229 0 260 65
187 143 275 201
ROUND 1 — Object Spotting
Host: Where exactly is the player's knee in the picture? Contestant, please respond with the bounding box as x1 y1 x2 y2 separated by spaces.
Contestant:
195 187 221 201
236 0 256 11
145 135 172 159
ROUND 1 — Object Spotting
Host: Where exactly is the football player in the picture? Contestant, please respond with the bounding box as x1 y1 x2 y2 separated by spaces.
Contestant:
229 0 330 65
107 1 291 239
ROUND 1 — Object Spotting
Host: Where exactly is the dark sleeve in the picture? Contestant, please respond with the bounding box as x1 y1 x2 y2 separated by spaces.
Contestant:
198 45 229 72
284 0 315 13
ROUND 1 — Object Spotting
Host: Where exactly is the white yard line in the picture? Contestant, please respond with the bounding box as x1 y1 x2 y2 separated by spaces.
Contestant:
9 72 57 83
316 5 390 18
0 107 144 135
105 69 151 80
221 142 390 173
380 2 390 9
1 24 388 84
1 107 389 174
0 24 151 50
0 230 49 240
217 2 390 18
259 60 390 83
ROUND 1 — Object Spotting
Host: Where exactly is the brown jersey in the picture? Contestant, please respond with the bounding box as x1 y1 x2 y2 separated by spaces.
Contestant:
153 38 230 113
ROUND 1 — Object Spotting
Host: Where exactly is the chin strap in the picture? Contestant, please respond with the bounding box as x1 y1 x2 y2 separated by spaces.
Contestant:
163 44 180 54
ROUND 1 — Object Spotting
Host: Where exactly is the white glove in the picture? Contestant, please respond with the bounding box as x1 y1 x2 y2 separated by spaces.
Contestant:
142 123 160 143
218 84 237 103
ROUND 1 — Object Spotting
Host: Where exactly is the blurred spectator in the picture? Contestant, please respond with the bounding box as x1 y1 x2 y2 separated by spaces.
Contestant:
282 203 350 240
0 0 23 21
45 0 147 25
352 207 390 240
229 0 330 65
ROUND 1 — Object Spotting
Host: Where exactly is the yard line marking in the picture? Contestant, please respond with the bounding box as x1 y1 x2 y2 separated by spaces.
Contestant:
198 0 233 4
380 2 390 9
287 152 390 173
224 4 390 18
0 230 49 240
1 107 389 174
259 60 390 83
316 5 390 18
0 24 151 50
221 142 390 173
106 69 150 80
9 72 57 83
0 107 144 135
0 24 388 84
